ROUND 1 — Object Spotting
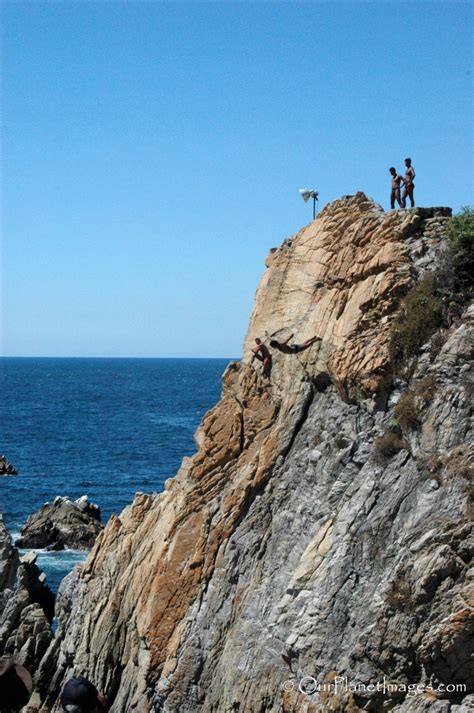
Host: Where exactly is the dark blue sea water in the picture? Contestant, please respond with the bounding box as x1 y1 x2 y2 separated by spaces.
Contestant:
0 358 230 591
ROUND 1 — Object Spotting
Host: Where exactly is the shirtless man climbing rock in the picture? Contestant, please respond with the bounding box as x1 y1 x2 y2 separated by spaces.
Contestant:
251 338 272 378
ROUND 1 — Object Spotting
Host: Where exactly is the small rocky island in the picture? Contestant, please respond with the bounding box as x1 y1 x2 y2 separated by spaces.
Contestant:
0 454 17 476
15 496 103 550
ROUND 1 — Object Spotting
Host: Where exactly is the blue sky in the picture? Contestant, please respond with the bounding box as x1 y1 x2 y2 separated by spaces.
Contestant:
1 0 472 357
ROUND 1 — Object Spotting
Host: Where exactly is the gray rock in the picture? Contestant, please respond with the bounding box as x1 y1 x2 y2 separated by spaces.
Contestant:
0 519 54 674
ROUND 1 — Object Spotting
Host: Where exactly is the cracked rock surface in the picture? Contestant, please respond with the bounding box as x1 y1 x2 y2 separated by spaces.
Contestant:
0 518 54 675
18 194 472 712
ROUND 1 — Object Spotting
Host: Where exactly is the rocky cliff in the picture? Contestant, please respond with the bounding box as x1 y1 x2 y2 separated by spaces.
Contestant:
0 518 54 675
28 194 472 712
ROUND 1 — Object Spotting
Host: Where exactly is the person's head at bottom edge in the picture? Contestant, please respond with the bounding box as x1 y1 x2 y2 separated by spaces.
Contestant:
60 676 107 713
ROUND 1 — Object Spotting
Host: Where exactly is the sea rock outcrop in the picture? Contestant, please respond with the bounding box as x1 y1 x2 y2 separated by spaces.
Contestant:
0 518 54 675
16 496 103 551
29 195 472 712
0 454 17 476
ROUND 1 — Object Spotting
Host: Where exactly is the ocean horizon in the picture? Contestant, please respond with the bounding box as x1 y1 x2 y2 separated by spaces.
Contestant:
1 355 238 359
0 357 232 590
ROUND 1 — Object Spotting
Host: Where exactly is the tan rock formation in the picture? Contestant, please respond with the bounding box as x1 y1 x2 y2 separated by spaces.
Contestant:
244 193 449 403
32 194 472 713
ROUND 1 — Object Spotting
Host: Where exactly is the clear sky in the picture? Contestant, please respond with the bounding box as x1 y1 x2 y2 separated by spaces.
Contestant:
1 1 473 358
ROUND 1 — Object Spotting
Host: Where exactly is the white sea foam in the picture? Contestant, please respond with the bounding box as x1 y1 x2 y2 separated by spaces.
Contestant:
18 546 88 555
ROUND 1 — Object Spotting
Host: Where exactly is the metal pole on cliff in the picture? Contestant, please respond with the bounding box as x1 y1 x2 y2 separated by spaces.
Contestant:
299 189 319 220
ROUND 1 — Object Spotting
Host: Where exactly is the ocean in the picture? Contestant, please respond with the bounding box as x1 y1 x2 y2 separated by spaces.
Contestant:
0 357 231 591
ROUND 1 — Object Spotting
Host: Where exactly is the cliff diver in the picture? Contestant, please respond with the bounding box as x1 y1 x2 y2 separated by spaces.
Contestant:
389 167 403 209
251 337 272 378
60 676 107 712
270 334 320 354
401 157 416 208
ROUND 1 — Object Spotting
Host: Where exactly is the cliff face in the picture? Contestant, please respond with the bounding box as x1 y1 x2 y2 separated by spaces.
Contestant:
37 195 472 712
244 194 450 404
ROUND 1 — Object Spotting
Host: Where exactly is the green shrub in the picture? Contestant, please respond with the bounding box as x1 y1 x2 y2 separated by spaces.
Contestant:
388 207 473 377
447 206 474 280
388 275 443 375
435 206 474 320
387 418 402 435
394 391 420 431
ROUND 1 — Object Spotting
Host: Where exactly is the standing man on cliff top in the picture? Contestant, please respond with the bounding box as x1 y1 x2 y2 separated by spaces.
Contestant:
251 338 272 378
389 167 403 209
401 158 416 208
